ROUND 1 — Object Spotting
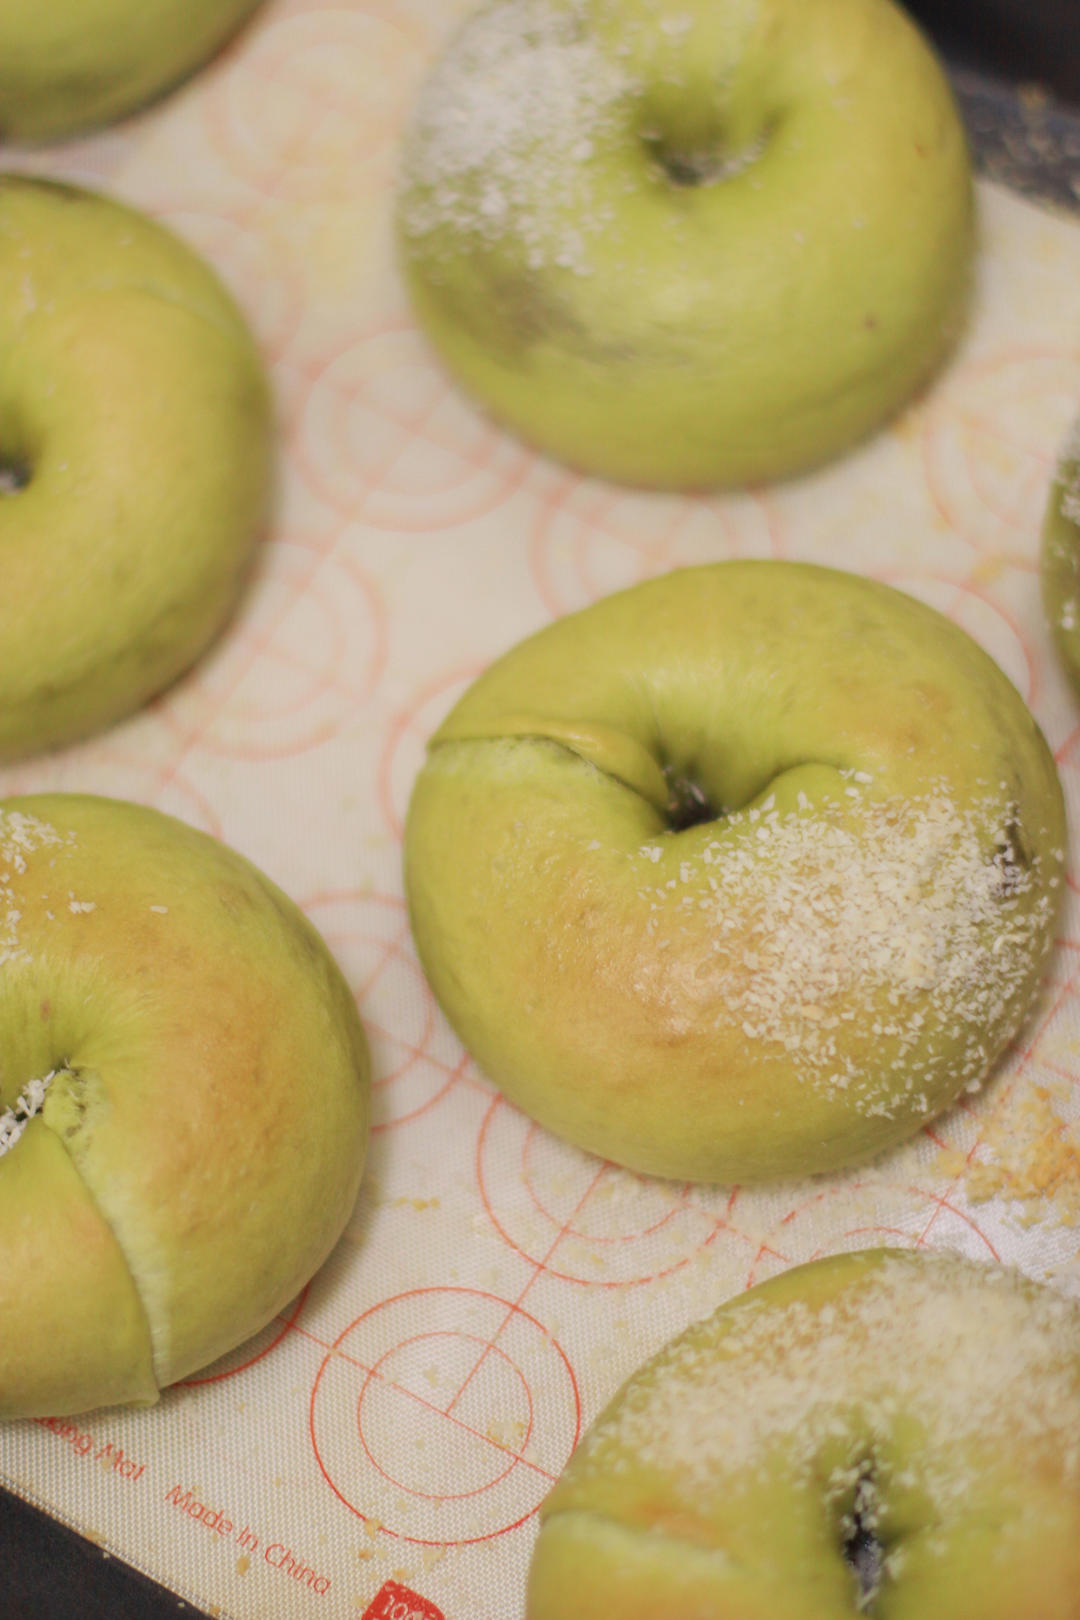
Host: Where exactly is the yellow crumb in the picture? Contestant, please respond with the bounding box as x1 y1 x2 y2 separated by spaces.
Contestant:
969 554 1007 586
486 1418 526 1449
937 1082 1080 1228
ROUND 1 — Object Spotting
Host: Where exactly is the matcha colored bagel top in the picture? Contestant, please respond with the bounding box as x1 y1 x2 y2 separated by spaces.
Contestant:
527 1248 1080 1620
0 794 370 1419
397 0 974 489
405 562 1065 1183
0 0 264 141
0 176 272 759
1041 417 1080 696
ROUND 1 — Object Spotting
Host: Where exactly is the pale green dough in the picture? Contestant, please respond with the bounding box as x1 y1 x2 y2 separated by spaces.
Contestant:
1041 423 1080 694
527 1250 1080 1619
0 176 272 759
0 793 370 1418
405 562 1065 1183
397 0 974 489
0 0 264 140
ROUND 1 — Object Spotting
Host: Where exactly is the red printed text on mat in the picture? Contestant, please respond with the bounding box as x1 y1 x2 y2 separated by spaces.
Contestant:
362 1579 446 1620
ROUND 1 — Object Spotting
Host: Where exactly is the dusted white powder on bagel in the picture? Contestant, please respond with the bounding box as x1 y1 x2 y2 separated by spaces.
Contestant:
0 810 71 1155
0 808 65 872
0 809 65 966
530 1251 1080 1615
580 1253 1080 1506
400 0 632 273
633 786 1057 1117
0 1073 56 1158
397 0 974 488
407 563 1063 1183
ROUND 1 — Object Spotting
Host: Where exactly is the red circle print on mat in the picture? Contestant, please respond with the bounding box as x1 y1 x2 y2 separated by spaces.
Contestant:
310 1286 580 1544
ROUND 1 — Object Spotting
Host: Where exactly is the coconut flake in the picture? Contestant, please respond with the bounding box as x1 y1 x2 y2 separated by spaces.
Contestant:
400 0 633 275
581 1253 1080 1512
633 786 1053 1117
0 1071 56 1157
0 809 66 966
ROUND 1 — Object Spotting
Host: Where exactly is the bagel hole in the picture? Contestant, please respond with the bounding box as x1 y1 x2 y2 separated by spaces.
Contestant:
844 1522 884 1610
641 129 768 189
664 771 716 832
992 805 1032 897
842 1469 885 1611
0 459 30 495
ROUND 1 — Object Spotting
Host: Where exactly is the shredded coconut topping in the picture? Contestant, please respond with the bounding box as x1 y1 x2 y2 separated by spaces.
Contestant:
0 810 72 1156
575 1253 1080 1512
633 786 1054 1114
0 1071 56 1157
400 0 633 274
0 809 65 967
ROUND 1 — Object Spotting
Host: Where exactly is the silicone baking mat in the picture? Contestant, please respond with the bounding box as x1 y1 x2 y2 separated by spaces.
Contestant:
4 3 1080 1616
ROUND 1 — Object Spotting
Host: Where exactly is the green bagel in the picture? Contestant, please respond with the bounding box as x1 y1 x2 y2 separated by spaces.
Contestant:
0 0 264 142
0 176 272 759
1041 418 1080 696
397 0 974 490
527 1248 1080 1619
404 562 1065 1184
0 794 369 1419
